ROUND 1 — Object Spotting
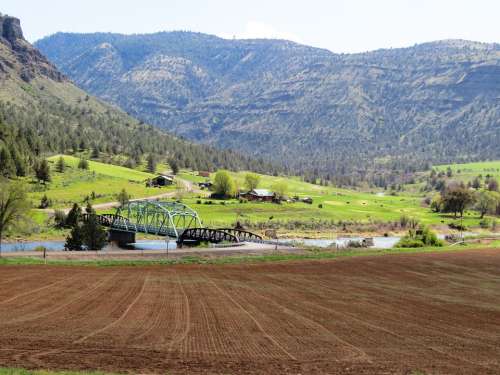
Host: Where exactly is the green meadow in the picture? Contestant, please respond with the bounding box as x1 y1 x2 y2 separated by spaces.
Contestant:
435 160 500 181
27 155 172 208
7 159 496 242
167 170 485 231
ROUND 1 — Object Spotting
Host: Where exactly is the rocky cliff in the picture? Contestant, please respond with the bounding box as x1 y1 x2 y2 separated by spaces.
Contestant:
0 14 64 82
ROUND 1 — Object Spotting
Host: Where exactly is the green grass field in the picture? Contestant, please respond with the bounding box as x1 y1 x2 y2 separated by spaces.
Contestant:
183 192 481 230
436 160 500 181
7 159 497 242
27 155 173 208
169 170 489 231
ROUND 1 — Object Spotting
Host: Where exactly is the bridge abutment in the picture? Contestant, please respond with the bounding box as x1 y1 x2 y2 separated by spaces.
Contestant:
108 230 136 247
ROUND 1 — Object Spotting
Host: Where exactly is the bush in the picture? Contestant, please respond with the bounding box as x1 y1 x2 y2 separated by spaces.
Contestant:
54 210 67 228
346 240 364 248
399 215 419 229
396 225 443 248
38 194 52 209
33 245 48 252
479 218 492 229
448 222 467 231
318 204 323 209
398 238 426 248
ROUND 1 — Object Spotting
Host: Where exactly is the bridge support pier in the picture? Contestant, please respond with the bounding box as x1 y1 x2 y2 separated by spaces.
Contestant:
108 230 136 247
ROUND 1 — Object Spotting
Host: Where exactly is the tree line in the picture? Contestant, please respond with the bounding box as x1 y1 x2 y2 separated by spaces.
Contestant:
0 100 282 180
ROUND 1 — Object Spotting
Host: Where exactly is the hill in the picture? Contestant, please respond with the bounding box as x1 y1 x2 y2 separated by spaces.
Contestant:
35 32 500 180
0 14 279 179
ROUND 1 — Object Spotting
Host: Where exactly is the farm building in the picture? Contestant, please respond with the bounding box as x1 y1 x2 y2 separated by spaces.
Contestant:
240 189 276 202
198 171 211 178
149 175 174 187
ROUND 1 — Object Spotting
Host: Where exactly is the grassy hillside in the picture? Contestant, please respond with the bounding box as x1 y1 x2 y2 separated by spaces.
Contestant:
436 160 500 180
28 155 171 209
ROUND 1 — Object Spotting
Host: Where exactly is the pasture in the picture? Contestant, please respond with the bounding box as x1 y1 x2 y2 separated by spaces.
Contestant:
1 249 499 374
27 155 171 208
435 160 500 181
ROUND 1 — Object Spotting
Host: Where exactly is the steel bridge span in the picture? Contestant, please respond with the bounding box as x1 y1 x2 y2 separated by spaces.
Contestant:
83 200 262 245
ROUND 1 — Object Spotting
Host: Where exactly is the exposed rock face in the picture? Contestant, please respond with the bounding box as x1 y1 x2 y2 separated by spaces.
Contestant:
0 14 64 82
1 15 23 43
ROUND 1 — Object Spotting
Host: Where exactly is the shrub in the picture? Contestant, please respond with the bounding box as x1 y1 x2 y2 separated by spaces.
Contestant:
396 225 443 248
346 240 364 248
54 210 67 228
78 158 89 170
448 222 467 231
38 194 52 209
479 218 492 229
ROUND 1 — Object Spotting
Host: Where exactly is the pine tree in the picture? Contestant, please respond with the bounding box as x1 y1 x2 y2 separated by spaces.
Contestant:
82 215 108 250
78 158 89 170
168 158 179 175
65 224 84 251
34 159 51 184
0 147 16 178
55 156 66 173
91 146 100 159
65 203 82 228
147 153 156 173
11 147 26 177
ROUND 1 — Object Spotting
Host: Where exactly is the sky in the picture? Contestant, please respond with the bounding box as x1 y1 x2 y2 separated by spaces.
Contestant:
2 0 500 53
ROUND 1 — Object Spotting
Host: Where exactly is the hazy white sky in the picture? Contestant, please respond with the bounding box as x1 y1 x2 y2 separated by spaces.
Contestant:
3 0 499 53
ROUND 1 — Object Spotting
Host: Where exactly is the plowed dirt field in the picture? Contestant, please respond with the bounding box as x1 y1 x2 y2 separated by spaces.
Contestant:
1 249 500 374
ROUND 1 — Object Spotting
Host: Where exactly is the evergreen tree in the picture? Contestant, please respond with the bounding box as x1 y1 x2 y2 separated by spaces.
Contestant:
65 224 84 251
147 153 156 173
78 158 89 170
168 158 179 175
91 146 100 159
0 147 16 178
34 159 51 184
82 215 108 250
11 147 26 177
55 156 66 173
65 203 82 228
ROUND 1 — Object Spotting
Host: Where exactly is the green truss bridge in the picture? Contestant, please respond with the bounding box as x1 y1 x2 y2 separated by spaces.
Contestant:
83 200 262 246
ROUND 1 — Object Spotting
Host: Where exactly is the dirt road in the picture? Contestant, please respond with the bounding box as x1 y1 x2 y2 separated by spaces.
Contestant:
1 249 500 374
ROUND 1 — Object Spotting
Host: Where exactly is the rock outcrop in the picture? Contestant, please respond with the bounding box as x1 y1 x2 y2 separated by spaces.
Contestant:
0 14 64 82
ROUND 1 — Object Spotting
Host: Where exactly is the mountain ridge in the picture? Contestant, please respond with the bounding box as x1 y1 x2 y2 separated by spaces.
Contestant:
0 15 278 178
35 30 500 179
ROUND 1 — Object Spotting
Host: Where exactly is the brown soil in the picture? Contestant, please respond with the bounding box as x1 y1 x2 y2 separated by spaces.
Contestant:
1 249 500 374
